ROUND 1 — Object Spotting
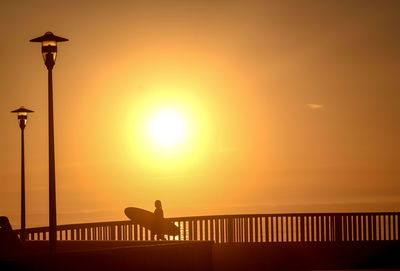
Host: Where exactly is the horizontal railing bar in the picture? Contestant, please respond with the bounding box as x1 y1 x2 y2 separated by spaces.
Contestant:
168 212 400 221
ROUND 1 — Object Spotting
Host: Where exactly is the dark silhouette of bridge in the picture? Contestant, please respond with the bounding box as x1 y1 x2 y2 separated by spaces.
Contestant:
6 212 400 271
17 212 400 243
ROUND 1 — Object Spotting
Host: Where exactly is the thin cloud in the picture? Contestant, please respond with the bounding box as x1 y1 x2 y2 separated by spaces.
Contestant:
307 104 324 110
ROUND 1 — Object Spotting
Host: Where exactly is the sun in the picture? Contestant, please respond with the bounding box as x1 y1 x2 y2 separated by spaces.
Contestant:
148 110 187 147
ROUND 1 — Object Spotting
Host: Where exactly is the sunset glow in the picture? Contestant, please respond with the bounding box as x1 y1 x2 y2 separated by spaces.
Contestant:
0 1 399 230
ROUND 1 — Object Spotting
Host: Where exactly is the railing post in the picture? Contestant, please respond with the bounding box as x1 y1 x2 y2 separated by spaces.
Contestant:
111 225 116 240
215 219 220 243
227 217 234 243
221 219 225 243
188 220 193 241
205 219 209 241
383 215 387 240
199 219 204 241
335 214 342 242
249 217 254 242
210 219 214 242
265 216 269 242
118 225 123 240
194 220 198 241
397 214 400 241
254 216 259 242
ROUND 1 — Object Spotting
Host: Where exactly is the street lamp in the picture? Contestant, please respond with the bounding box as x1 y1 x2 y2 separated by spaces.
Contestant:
11 106 34 241
30 31 68 253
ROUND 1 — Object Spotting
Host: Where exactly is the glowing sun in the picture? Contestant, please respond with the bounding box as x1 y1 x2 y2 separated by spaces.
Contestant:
148 110 187 147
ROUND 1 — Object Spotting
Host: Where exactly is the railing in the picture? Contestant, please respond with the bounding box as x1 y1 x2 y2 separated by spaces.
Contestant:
16 212 400 243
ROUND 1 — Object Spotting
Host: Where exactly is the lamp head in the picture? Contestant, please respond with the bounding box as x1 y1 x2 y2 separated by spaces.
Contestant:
11 107 34 129
30 32 68 67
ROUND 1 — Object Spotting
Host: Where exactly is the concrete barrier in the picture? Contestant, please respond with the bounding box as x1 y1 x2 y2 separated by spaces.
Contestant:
3 241 213 271
2 240 399 271
213 241 400 271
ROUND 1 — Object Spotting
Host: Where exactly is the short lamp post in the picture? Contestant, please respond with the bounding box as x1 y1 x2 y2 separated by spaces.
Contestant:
11 106 34 241
30 32 68 253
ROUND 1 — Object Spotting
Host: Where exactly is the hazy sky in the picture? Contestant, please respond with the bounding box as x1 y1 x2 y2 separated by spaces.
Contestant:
1 0 399 228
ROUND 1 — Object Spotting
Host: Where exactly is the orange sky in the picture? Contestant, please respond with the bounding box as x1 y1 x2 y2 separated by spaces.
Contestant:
0 0 399 229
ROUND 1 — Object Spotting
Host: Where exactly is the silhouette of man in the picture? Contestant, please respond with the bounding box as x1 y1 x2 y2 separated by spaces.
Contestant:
0 216 22 261
152 200 165 240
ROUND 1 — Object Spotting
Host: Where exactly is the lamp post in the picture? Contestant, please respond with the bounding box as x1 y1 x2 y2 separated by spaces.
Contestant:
30 32 68 253
11 106 34 241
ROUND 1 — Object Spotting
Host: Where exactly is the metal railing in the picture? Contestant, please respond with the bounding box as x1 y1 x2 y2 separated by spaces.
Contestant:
16 212 400 243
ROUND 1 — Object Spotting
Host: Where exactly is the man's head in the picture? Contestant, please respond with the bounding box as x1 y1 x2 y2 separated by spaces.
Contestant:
155 200 162 208
0 216 12 231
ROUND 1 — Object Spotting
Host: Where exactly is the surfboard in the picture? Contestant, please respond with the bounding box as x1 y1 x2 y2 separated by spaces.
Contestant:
124 207 179 236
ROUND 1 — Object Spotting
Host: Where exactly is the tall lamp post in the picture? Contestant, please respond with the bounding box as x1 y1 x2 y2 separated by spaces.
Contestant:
30 32 68 253
11 107 34 241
